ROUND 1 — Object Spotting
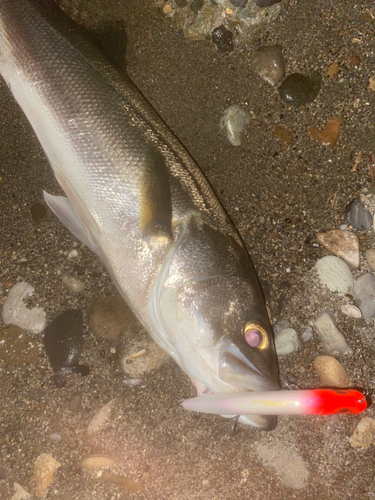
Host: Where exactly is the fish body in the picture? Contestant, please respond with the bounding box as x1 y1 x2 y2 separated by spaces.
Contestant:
0 0 279 428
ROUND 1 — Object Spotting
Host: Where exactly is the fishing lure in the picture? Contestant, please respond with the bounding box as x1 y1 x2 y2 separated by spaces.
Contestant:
182 389 367 416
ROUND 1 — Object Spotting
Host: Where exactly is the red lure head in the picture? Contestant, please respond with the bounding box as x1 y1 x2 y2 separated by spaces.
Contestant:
315 389 367 415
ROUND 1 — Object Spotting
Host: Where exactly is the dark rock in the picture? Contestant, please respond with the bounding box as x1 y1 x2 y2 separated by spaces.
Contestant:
348 199 373 231
30 203 47 221
256 0 281 6
175 0 187 6
230 0 248 7
43 309 89 385
190 0 204 15
212 25 234 53
278 73 321 107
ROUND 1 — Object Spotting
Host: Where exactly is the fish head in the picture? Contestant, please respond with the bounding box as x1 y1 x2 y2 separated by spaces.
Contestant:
151 215 280 429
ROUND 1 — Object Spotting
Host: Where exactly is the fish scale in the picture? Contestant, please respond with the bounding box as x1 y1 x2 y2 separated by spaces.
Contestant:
0 0 280 429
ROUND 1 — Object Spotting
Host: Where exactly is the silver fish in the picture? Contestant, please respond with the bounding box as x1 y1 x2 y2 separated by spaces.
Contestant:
0 0 280 428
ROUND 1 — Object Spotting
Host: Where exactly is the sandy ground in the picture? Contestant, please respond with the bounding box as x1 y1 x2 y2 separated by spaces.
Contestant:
1 0 375 498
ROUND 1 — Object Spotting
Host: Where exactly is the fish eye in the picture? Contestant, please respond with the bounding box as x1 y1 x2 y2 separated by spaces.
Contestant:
243 322 269 349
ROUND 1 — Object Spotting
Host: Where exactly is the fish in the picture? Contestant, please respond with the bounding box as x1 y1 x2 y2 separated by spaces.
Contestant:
0 0 280 429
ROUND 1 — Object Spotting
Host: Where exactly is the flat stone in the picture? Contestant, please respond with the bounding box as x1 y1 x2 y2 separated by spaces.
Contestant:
340 304 362 319
0 326 39 365
251 45 285 85
2 282 46 334
81 454 116 471
315 256 353 296
313 355 350 387
61 274 85 294
12 483 31 500
275 328 300 355
366 248 375 271
88 295 137 341
301 325 313 342
353 273 375 318
349 417 375 450
314 312 352 356
87 398 118 438
348 199 373 231
316 229 359 270
34 453 61 499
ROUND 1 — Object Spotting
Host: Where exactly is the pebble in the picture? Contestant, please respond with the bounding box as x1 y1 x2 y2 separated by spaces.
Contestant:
61 274 85 294
315 256 353 296
366 248 375 271
49 433 62 442
309 117 343 148
273 319 290 335
353 273 375 318
251 45 285 86
67 249 78 259
313 355 350 387
43 309 89 386
349 417 375 450
30 203 47 221
87 398 118 437
117 324 169 377
316 229 359 270
12 483 31 500
301 325 313 342
348 199 373 231
81 454 116 471
2 282 46 334
88 295 137 341
219 104 251 146
256 0 281 6
34 453 61 499
275 328 300 355
278 73 321 107
212 25 233 53
0 326 39 365
256 444 309 489
340 303 362 319
314 312 352 356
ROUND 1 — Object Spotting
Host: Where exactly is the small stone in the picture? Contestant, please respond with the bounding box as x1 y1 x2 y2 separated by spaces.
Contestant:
275 328 300 355
163 3 173 14
67 249 78 259
175 0 187 6
219 104 251 146
252 45 285 85
348 55 361 69
230 0 247 6
81 454 116 471
88 295 137 341
30 203 47 221
67 392 83 412
341 304 362 319
212 25 233 53
348 199 373 231
49 433 62 442
273 319 290 335
12 483 31 500
61 274 85 293
87 398 118 437
117 324 169 377
256 0 281 6
366 249 375 271
43 310 89 384
353 273 375 318
190 0 203 15
314 355 350 387
278 73 321 107
34 453 61 499
349 417 375 450
0 326 39 365
301 325 313 342
316 230 359 270
274 125 291 150
2 282 46 334
314 312 352 356
315 256 354 296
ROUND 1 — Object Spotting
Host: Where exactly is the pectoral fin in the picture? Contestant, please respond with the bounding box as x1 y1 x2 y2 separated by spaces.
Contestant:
139 145 172 239
43 191 99 254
